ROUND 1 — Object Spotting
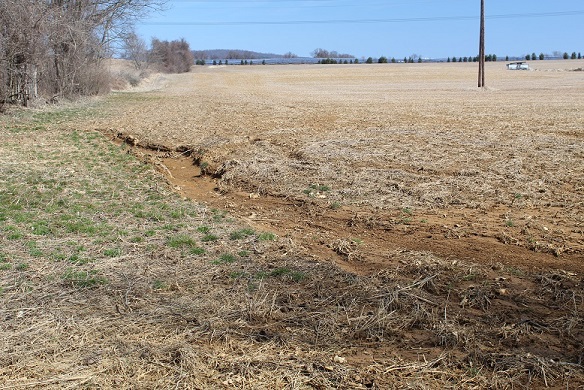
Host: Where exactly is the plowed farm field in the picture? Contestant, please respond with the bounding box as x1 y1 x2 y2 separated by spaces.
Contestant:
2 61 582 389
95 62 583 387
106 61 584 272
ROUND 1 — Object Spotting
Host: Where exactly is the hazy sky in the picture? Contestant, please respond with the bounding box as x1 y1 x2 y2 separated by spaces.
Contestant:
136 0 584 58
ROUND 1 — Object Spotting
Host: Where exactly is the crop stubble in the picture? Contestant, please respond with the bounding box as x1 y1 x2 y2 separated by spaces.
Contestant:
107 61 583 268
1 61 583 388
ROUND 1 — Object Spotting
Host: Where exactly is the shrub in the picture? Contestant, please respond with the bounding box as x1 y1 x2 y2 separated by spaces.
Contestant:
149 38 194 73
120 71 141 87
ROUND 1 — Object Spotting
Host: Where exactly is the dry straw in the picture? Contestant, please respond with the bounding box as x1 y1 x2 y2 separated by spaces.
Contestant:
1 62 583 388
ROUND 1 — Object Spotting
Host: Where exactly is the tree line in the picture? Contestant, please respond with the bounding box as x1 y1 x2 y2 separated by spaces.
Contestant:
523 52 582 60
448 54 497 63
0 0 165 107
311 48 355 59
120 33 195 75
192 49 282 61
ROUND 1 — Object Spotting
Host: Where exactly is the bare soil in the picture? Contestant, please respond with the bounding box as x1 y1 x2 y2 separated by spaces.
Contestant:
104 61 584 274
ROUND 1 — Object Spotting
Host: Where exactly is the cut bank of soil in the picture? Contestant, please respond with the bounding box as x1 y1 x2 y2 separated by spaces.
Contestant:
159 154 581 276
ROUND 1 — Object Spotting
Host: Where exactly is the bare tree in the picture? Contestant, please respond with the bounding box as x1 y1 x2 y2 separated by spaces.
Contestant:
122 31 149 70
312 48 330 58
312 48 354 59
149 38 194 74
0 0 46 105
0 0 166 105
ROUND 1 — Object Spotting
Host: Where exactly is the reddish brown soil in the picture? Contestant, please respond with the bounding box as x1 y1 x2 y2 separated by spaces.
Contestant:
162 156 582 276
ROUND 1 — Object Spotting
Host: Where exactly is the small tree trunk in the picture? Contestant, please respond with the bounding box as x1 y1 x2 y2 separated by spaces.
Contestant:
32 66 38 99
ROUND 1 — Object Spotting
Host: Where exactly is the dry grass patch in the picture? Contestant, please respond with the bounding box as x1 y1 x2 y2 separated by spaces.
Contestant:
1 69 583 388
99 62 584 259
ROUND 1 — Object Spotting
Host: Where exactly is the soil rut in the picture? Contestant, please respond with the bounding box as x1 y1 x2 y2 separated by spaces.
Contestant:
133 150 582 276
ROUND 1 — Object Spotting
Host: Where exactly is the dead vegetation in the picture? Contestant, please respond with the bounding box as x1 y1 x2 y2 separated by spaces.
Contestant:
1 62 583 388
103 61 584 260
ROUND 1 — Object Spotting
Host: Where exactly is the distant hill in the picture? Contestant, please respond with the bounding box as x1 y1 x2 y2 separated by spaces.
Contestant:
192 49 285 60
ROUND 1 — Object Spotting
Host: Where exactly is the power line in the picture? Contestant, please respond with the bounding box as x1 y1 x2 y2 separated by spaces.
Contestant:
143 9 584 26
169 0 410 3
169 0 437 5
167 0 461 12
487 10 584 20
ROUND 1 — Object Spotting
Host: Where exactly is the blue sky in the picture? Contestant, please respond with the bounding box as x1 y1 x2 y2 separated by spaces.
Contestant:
136 0 584 59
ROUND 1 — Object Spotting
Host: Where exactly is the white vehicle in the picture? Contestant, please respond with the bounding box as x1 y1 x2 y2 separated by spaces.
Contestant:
506 61 530 70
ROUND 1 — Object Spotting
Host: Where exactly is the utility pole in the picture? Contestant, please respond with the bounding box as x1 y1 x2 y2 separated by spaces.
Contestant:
478 0 485 87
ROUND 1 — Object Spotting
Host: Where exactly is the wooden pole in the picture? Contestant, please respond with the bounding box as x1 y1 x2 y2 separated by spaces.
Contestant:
478 0 485 87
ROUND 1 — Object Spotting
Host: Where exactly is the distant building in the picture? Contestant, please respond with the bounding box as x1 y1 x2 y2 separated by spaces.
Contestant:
506 61 529 70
